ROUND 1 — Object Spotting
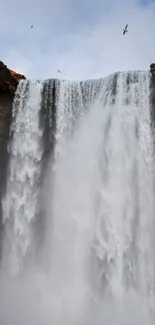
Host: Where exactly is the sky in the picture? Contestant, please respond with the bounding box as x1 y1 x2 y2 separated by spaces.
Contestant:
0 0 155 80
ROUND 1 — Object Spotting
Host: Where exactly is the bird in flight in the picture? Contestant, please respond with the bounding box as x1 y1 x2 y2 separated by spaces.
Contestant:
30 25 33 28
123 24 128 35
57 69 61 73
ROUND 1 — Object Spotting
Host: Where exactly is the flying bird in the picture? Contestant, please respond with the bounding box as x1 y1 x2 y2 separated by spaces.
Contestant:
57 69 61 73
123 24 128 35
30 25 33 28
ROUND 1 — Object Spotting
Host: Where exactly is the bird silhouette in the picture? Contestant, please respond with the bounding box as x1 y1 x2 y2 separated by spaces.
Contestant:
123 24 128 35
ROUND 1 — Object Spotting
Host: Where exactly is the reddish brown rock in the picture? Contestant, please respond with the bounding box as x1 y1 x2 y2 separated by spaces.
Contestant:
0 61 26 142
0 60 25 94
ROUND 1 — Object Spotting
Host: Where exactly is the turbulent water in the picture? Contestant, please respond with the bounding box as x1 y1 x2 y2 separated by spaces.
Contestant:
2 80 43 275
0 71 154 325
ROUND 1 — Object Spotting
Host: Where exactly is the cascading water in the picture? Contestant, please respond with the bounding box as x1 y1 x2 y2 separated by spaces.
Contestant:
54 80 83 160
0 71 154 325
2 80 43 275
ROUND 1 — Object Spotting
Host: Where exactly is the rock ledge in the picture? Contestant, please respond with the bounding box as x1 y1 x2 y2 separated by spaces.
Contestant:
0 61 26 94
150 63 155 77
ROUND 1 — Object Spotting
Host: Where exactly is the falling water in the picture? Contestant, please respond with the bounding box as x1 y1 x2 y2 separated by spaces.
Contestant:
54 80 83 160
0 71 154 325
2 80 43 275
45 71 155 324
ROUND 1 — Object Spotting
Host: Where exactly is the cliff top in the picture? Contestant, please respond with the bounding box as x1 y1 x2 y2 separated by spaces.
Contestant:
0 60 154 93
0 61 26 95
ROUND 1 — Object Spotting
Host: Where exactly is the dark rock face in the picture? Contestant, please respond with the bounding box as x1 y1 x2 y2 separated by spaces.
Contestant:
150 63 155 77
0 61 26 143
150 64 155 128
0 61 25 93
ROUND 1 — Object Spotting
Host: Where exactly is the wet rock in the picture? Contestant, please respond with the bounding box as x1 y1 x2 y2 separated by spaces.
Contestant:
150 63 155 77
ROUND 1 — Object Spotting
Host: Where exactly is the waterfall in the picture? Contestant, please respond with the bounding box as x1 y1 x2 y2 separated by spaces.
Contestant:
0 71 154 325
2 80 43 275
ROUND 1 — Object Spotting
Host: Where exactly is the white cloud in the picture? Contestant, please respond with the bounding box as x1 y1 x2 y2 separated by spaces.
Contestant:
1 0 155 79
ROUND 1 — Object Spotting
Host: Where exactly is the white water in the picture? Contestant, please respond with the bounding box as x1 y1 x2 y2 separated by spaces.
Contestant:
2 80 43 275
0 71 155 325
54 80 83 160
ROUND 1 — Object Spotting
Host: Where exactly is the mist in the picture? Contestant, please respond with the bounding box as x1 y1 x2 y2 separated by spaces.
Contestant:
0 73 154 325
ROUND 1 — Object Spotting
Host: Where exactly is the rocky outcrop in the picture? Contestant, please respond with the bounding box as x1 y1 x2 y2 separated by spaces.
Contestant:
150 63 155 77
0 61 26 142
150 64 155 127
0 61 25 94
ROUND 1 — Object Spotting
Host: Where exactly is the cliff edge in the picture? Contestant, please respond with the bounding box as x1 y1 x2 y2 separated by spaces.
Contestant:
0 60 26 94
150 63 155 77
0 61 26 142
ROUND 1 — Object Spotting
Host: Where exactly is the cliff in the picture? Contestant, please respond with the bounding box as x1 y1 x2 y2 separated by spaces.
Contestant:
150 63 155 77
0 61 25 142
0 61 25 94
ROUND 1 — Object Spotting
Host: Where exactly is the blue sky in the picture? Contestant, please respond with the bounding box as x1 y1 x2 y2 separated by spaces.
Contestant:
1 0 155 80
